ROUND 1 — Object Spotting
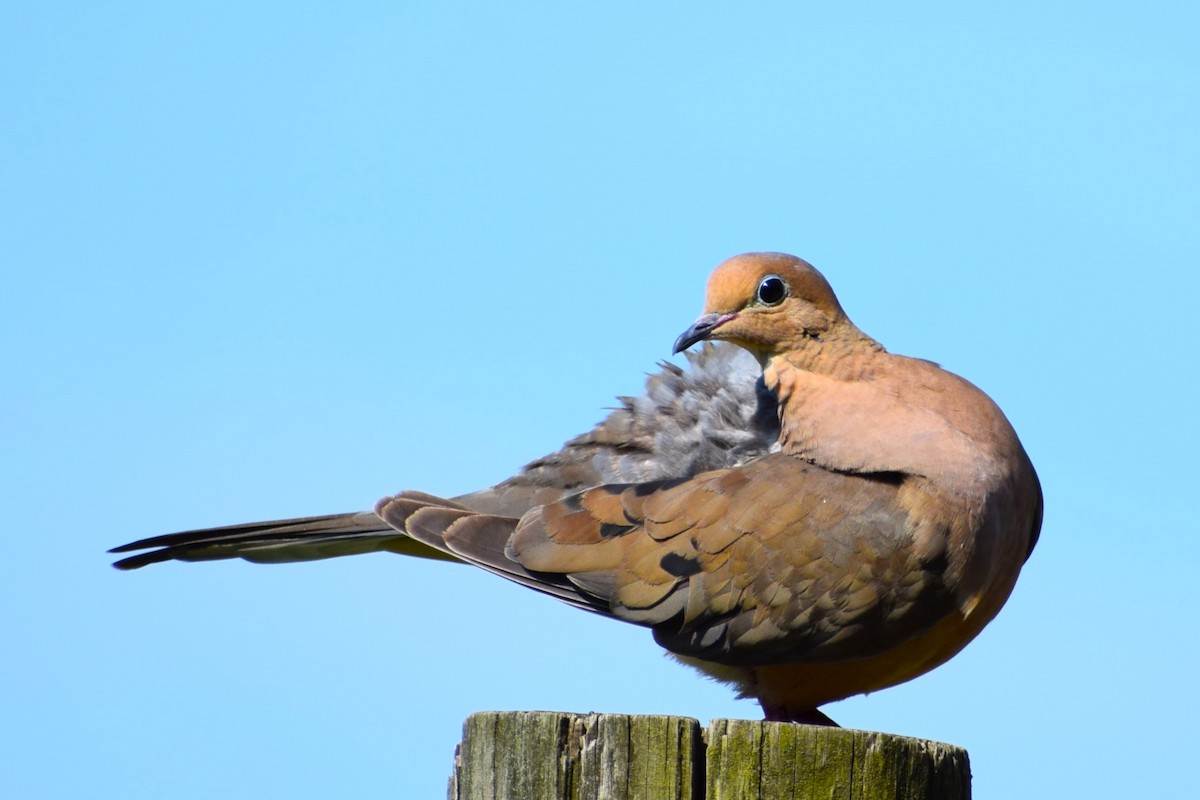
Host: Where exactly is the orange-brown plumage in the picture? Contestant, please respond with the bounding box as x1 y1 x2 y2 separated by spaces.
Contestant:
111 252 1040 724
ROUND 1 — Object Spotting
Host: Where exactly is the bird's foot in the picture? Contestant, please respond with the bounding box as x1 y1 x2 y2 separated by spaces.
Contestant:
760 703 840 726
746 668 840 726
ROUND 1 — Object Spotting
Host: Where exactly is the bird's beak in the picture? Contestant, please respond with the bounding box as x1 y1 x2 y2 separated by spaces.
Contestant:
673 312 737 354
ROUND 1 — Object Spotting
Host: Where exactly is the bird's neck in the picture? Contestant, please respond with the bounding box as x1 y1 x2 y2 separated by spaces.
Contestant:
765 333 886 379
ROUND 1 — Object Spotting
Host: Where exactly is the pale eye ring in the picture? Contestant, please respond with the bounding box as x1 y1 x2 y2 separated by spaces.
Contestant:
756 275 787 306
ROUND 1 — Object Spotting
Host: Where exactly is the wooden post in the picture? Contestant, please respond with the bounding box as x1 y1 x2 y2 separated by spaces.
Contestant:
705 719 971 800
449 711 971 800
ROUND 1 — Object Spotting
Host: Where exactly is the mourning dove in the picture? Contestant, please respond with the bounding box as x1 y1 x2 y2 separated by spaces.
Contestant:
112 252 1041 725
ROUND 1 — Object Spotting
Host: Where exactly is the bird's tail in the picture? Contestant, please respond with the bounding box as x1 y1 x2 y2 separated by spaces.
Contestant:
109 509 460 570
109 492 605 613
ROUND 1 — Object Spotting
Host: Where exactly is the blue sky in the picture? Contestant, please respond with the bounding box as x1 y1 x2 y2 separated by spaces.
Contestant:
3 2 1197 797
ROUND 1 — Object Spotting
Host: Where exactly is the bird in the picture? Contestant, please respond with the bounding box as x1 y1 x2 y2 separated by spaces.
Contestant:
111 252 1041 725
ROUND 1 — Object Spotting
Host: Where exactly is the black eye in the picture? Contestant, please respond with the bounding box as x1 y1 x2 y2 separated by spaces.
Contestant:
756 275 787 306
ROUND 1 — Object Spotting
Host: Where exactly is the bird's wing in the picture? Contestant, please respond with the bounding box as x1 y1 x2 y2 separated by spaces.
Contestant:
506 453 956 666
366 453 955 667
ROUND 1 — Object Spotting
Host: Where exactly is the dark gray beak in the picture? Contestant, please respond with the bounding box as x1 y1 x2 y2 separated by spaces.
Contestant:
673 312 736 354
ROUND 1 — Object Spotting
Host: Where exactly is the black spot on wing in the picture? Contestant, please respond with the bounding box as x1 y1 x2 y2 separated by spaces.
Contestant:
599 522 635 539
660 552 703 578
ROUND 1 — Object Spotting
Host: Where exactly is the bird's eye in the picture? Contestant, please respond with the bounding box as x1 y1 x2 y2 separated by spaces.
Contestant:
756 275 787 306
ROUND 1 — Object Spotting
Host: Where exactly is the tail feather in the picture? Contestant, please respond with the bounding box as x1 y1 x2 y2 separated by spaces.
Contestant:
109 511 456 570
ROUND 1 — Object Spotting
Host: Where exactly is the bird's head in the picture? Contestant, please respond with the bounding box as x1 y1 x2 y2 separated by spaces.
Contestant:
674 253 860 362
